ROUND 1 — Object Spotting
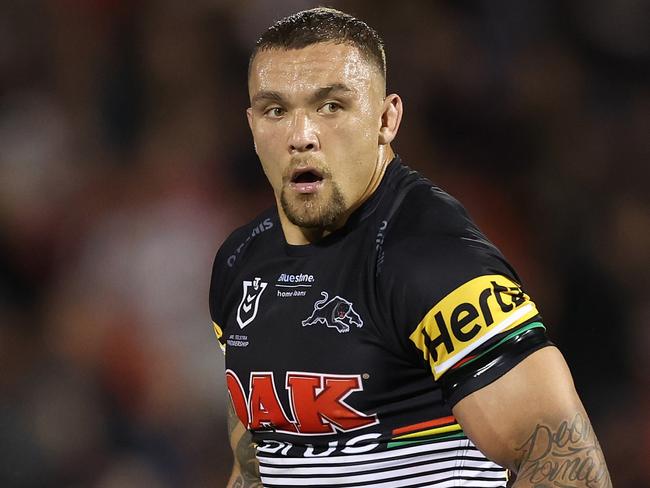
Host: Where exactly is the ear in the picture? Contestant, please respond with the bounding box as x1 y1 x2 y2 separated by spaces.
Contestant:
246 107 258 154
378 94 403 145
246 107 253 131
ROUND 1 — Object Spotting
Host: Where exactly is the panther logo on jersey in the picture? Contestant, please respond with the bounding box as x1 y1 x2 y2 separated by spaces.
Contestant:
237 277 267 328
302 292 363 333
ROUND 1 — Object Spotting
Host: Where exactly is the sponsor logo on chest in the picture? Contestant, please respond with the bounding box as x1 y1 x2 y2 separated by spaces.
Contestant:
275 273 315 298
227 370 378 435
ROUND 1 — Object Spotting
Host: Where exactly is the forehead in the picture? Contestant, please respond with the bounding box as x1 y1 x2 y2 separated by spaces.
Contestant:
249 43 381 97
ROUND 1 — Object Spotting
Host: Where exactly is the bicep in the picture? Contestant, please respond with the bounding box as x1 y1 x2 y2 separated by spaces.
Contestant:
453 346 611 487
227 400 262 488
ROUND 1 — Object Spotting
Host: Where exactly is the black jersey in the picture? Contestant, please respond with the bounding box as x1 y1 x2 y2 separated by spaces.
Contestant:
210 157 551 488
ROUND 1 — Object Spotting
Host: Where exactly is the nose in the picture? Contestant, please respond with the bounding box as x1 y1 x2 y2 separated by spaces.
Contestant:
287 111 319 153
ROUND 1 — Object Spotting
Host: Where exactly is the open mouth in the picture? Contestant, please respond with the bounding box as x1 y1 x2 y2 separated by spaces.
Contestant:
291 168 323 184
289 168 324 194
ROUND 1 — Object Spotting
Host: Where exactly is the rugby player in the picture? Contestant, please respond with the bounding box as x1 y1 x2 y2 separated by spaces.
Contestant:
210 8 612 488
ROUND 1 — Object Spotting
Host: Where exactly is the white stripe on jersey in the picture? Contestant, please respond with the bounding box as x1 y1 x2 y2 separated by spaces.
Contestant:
260 452 495 476
258 438 471 466
433 302 535 376
262 472 506 488
257 438 507 488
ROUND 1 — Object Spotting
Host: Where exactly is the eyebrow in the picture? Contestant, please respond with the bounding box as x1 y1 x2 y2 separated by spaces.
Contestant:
251 90 285 105
251 83 356 106
309 83 355 103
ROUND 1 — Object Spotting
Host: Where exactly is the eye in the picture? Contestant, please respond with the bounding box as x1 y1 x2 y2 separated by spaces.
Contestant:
265 107 285 118
320 102 342 114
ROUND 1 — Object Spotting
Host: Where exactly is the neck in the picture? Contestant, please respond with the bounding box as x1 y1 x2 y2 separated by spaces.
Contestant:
280 145 395 245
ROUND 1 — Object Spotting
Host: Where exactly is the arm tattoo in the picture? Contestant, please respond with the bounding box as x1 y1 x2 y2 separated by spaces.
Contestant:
228 401 263 488
231 476 261 488
227 400 240 437
512 413 612 487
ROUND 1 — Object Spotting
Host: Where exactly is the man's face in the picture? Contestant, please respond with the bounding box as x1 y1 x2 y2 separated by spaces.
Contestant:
247 43 387 229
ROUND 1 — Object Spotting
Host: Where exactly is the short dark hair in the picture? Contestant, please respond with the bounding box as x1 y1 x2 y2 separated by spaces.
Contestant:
250 7 386 79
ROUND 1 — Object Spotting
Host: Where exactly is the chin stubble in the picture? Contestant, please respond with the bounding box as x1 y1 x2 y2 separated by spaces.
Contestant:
280 182 346 229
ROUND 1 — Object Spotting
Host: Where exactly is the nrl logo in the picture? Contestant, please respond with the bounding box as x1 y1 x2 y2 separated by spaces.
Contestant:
302 292 363 333
237 277 268 329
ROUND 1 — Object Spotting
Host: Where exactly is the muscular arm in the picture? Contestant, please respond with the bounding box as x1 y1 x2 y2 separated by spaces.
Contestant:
227 400 262 488
453 347 612 488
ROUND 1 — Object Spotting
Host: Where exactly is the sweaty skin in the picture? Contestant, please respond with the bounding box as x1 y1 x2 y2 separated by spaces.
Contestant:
454 347 612 487
227 41 402 488
228 41 612 488
247 43 403 245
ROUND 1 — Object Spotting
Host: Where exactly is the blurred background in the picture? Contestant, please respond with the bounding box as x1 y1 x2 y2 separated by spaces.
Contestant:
0 0 647 486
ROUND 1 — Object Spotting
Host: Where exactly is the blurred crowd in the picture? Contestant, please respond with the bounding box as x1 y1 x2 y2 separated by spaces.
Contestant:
0 0 647 486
